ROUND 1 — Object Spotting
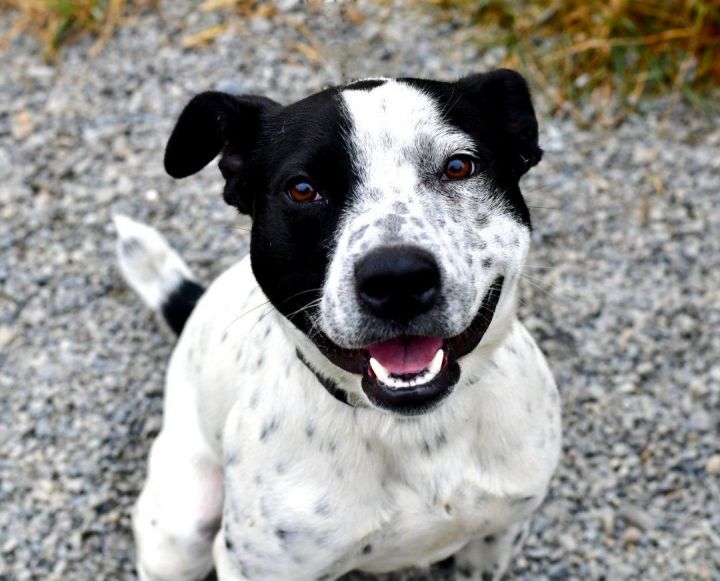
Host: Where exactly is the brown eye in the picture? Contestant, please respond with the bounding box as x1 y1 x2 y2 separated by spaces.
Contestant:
287 180 320 203
442 155 476 181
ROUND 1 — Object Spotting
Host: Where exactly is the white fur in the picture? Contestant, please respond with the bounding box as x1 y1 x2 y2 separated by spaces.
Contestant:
126 81 560 581
320 81 531 350
114 214 196 311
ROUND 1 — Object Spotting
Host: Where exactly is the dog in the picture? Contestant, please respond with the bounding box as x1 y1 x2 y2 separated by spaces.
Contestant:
114 70 561 581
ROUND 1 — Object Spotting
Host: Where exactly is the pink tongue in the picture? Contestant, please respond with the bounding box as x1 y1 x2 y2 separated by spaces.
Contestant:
367 336 443 375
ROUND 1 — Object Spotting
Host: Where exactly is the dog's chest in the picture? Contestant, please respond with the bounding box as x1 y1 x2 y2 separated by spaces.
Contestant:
221 405 542 575
347 456 534 572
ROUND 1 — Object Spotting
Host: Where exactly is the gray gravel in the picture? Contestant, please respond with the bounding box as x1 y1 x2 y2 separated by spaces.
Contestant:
1 1 719 579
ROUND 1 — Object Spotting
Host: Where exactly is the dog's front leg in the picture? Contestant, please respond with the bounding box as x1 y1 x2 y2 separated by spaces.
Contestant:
133 427 224 581
453 520 529 581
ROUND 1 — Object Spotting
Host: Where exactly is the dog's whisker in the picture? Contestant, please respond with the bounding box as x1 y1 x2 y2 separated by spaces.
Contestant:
223 300 273 333
519 274 567 306
526 205 565 211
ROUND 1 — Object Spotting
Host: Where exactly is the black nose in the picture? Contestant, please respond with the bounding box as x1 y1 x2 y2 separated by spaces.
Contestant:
355 246 441 322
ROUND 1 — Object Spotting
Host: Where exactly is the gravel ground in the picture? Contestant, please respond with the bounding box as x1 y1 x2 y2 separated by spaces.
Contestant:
1 1 719 579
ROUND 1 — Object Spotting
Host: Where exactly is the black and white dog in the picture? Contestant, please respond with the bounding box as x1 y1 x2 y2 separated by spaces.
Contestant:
115 70 561 581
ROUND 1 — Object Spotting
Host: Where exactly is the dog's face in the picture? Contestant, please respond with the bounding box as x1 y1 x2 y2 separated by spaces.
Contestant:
165 71 542 416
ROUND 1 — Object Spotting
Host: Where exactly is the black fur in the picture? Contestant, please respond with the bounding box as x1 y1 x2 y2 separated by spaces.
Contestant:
163 72 540 336
161 279 205 335
400 70 541 228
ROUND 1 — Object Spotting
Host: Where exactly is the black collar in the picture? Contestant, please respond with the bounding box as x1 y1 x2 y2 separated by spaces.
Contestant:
295 348 358 408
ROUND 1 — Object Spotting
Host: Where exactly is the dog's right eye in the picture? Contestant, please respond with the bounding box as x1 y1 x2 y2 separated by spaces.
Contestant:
287 180 321 203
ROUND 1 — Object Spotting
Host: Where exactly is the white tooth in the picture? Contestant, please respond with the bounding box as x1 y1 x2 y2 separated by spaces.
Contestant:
428 349 444 376
369 357 390 382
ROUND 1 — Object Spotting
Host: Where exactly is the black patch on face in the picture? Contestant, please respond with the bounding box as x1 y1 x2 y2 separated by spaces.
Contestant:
244 89 357 335
399 71 540 228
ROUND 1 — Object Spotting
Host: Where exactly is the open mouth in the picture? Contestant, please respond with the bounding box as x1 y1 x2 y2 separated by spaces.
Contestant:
311 277 504 415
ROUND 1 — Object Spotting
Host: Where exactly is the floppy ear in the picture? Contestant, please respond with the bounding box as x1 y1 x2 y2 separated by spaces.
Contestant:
457 69 542 177
164 91 280 213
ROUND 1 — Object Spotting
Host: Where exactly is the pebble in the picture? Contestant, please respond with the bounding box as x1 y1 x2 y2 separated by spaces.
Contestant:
622 527 643 547
706 455 720 475
1 1 718 580
618 505 656 531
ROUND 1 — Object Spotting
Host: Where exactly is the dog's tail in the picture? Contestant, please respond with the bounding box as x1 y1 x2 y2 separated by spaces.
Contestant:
113 215 205 335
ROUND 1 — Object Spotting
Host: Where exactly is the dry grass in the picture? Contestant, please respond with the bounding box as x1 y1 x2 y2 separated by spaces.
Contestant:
426 0 720 121
0 0 157 60
2 0 718 118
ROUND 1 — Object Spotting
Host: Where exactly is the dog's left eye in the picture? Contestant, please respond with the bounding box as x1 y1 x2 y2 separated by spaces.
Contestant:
287 180 322 203
442 155 476 181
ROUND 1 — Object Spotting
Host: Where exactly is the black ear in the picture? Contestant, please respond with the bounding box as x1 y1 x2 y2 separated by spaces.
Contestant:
457 69 542 177
164 91 280 180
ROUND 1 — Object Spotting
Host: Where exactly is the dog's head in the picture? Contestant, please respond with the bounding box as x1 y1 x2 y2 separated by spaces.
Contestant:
165 71 541 416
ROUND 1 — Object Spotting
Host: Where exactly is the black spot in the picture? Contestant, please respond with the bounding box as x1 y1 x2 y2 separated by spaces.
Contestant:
348 224 369 247
225 537 234 551
513 530 524 545
275 528 289 539
150 519 157 527
256 355 264 368
435 431 447 449
476 213 490 227
422 440 432 455
477 239 488 250
120 237 144 257
362 544 372 554
275 461 288 475
221 331 228 343
457 565 475 578
305 422 316 439
393 201 408 213
260 416 280 440
377 213 404 237
482 257 494 269
484 534 496 543
444 504 453 515
482 572 494 581
315 499 331 517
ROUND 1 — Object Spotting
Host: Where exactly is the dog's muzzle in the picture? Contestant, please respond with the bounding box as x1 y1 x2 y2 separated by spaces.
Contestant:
310 245 504 414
